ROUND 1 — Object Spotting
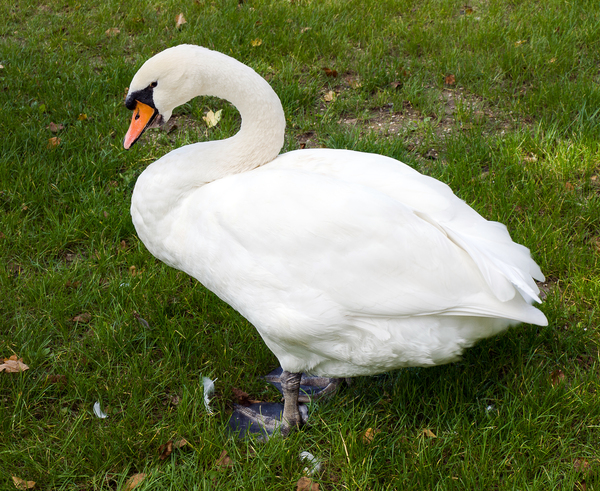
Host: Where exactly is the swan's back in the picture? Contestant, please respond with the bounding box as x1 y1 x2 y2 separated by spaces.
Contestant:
159 148 547 377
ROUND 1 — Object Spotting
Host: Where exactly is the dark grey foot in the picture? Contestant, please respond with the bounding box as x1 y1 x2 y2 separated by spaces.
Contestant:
264 367 347 403
228 401 308 440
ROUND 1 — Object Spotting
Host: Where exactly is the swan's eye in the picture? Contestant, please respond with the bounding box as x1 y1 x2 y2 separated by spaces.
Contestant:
150 81 158 88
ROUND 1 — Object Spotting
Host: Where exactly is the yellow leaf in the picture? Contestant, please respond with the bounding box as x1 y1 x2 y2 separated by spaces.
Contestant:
422 428 437 438
1 355 29 373
12 476 35 489
175 13 187 28
250 38 262 47
123 473 146 490
78 113 88 121
362 427 381 444
323 90 336 102
202 109 222 128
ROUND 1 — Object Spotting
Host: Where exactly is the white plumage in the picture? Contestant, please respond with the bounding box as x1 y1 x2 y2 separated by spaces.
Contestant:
125 44 547 382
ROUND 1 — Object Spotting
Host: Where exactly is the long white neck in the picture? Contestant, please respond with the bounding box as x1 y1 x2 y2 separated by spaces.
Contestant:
130 46 286 258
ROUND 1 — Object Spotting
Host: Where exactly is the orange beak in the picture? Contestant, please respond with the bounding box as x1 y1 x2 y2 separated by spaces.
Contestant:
124 101 158 149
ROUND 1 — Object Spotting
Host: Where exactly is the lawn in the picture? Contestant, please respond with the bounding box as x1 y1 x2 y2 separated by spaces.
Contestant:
1 0 599 489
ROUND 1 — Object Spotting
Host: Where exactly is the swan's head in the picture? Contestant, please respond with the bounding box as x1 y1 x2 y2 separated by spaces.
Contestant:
123 45 207 149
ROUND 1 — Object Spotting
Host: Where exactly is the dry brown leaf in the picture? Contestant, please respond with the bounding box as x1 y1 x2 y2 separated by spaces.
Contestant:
47 137 61 148
123 473 146 490
1 355 29 373
232 387 252 405
250 38 262 47
11 476 35 489
444 74 456 85
173 438 187 449
216 449 233 469
175 13 187 28
105 27 120 36
565 182 575 191
47 122 64 132
323 90 336 102
322 67 338 77
574 458 591 474
158 440 173 460
72 313 92 323
422 428 437 438
300 27 312 33
297 476 319 491
47 374 67 386
362 427 381 444
550 369 566 387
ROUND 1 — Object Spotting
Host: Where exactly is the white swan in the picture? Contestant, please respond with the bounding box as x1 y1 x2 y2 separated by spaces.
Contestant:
123 44 547 432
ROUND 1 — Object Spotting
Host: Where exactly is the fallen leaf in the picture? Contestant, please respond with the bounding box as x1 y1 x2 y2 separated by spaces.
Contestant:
250 38 262 47
72 312 91 323
0 355 29 373
322 67 337 77
120 240 129 251
323 90 336 102
574 458 591 474
390 81 403 90
47 122 64 132
362 427 381 444
549 57 557 63
232 387 251 405
300 27 312 33
550 369 566 387
47 374 67 387
65 280 81 288
11 476 35 489
173 438 187 449
565 182 574 191
216 449 233 469
175 13 186 28
421 428 437 438
514 39 527 47
105 27 120 36
202 109 222 128
158 440 174 460
444 74 456 85
123 473 146 490
297 476 319 491
47 137 61 148
78 113 87 121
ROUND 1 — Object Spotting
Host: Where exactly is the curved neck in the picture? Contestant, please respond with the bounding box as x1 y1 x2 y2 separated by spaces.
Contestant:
156 46 286 182
131 47 286 256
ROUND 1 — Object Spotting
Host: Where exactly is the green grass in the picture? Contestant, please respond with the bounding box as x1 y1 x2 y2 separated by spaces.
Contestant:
1 0 599 489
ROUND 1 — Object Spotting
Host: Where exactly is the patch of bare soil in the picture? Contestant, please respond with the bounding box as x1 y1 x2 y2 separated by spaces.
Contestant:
338 86 522 161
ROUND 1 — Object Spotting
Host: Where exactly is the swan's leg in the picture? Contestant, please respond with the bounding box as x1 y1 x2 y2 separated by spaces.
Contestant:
280 370 303 433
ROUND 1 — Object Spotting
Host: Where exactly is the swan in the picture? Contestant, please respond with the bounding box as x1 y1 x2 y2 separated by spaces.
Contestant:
123 44 547 434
